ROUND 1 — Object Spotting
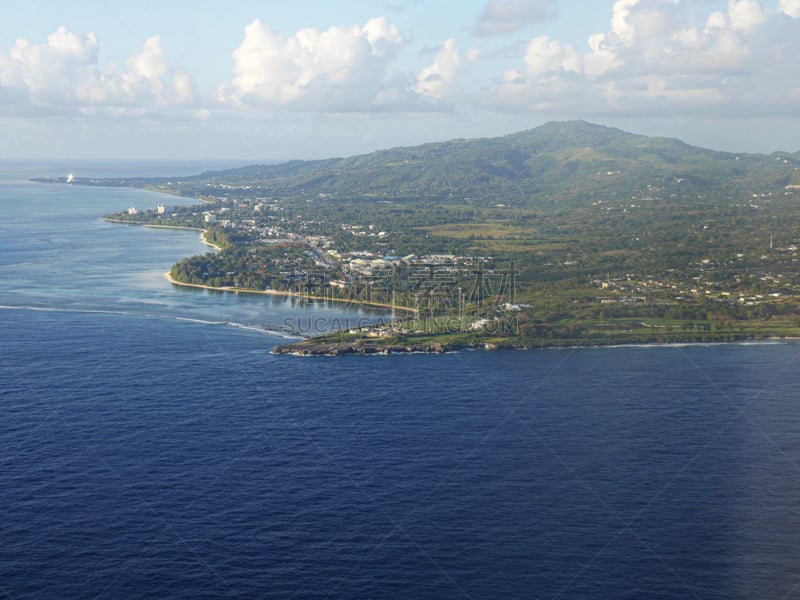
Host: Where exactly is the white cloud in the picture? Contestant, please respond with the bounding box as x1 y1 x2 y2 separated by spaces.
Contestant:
5 3 800 147
0 27 98 105
609 0 641 44
583 33 619 78
488 0 800 120
127 36 169 80
778 0 800 18
0 17 464 119
705 11 729 30
523 36 581 77
115 35 197 107
0 27 197 117
414 38 460 100
727 0 766 33
220 17 404 111
474 0 558 36
362 16 404 54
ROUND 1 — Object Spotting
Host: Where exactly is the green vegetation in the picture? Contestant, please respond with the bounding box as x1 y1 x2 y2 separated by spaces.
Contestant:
67 120 800 350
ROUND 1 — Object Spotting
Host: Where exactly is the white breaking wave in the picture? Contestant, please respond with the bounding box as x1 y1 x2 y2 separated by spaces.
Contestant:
0 304 298 339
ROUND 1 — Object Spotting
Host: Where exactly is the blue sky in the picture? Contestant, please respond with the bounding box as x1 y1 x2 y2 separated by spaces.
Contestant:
2 0 800 160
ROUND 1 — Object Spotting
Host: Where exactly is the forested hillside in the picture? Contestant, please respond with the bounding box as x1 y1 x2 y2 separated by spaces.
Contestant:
45 120 800 211
71 120 800 347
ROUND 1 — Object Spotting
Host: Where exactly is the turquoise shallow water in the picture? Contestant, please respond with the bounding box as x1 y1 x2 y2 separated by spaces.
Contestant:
0 160 389 336
2 161 800 599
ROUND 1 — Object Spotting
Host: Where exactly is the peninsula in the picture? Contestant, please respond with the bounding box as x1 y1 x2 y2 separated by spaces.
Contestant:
37 121 800 353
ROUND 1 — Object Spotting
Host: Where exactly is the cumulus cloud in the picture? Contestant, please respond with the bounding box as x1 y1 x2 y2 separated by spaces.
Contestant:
778 0 800 18
489 0 800 119
0 16 468 117
609 0 639 44
0 27 197 117
414 38 461 100
523 36 581 77
7 2 799 131
474 0 559 36
115 35 196 106
0 27 98 107
727 0 766 32
219 17 405 111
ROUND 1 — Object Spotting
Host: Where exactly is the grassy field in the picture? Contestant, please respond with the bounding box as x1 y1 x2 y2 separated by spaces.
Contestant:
418 221 571 253
275 314 800 354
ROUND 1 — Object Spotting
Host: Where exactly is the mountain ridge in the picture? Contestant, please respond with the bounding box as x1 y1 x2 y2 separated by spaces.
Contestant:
38 120 800 210
176 120 798 208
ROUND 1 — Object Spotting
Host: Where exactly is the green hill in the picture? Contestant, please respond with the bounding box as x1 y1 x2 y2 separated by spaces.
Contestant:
41 120 800 211
93 120 800 347
176 120 799 209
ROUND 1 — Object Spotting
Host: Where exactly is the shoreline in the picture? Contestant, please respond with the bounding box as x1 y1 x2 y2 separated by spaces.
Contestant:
103 218 222 250
272 333 800 356
96 183 800 356
164 272 418 315
104 211 412 315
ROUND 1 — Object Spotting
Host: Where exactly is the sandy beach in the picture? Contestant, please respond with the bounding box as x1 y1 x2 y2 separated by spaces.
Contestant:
106 214 412 314
103 218 223 250
164 272 418 314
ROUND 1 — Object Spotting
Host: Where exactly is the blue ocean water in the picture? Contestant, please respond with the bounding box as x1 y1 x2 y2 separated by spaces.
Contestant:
3 161 800 599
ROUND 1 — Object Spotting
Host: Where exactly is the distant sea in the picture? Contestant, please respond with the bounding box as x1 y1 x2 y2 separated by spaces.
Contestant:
2 160 800 599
